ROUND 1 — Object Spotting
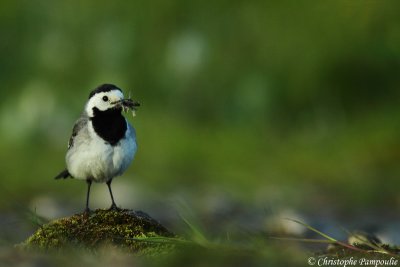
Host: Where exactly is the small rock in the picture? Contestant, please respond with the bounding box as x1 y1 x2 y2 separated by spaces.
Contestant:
18 209 175 255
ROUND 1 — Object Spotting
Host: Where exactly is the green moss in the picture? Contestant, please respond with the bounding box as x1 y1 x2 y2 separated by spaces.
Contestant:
19 209 175 255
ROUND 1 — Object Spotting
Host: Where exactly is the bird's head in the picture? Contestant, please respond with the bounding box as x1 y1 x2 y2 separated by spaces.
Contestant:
85 84 140 117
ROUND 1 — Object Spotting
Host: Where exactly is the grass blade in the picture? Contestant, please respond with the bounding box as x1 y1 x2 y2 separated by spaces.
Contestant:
285 218 337 242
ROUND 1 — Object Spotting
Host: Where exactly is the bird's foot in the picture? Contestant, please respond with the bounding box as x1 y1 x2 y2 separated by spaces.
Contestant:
83 207 91 215
109 203 121 211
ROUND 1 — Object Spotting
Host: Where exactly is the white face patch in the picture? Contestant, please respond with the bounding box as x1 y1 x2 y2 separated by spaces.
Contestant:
85 89 124 117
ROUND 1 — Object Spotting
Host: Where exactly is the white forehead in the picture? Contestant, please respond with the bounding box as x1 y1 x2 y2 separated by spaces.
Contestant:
102 89 124 99
113 89 124 99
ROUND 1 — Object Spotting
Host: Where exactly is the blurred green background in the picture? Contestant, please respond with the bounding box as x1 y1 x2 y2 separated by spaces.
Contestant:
1 0 400 254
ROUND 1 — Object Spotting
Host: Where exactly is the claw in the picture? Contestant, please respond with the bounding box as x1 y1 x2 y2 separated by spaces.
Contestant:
109 204 121 211
83 208 91 218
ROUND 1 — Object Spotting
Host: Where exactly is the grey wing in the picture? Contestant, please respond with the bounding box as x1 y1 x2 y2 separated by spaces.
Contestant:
68 116 88 149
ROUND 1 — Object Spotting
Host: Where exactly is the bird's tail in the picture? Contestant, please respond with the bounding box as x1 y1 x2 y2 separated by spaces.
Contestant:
54 169 71 179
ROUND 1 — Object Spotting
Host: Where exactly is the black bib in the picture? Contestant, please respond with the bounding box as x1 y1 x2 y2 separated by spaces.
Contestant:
91 107 127 146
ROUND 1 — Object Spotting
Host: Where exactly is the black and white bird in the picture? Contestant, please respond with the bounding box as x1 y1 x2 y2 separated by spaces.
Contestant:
54 84 140 212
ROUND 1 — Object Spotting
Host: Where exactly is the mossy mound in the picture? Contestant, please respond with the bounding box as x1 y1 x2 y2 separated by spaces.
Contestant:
20 209 175 255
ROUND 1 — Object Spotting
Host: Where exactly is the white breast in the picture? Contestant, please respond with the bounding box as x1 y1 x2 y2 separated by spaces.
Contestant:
66 120 137 183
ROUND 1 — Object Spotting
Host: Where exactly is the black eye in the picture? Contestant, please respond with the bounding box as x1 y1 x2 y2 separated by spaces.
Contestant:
102 96 109 102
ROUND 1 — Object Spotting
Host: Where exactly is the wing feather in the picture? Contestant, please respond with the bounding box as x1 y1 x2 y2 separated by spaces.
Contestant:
68 116 88 149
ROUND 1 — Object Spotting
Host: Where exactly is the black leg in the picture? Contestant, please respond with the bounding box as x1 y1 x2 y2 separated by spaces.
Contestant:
85 179 92 213
106 180 119 210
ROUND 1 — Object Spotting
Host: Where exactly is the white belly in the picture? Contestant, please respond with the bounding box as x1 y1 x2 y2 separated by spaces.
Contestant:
66 122 137 183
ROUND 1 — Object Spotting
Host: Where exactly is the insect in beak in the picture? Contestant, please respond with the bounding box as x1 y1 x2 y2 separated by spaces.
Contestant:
112 99 140 117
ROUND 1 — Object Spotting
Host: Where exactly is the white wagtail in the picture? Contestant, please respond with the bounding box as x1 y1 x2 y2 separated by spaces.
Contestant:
54 84 140 212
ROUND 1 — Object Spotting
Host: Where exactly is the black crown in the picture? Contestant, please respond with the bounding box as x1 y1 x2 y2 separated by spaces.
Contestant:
89 84 121 99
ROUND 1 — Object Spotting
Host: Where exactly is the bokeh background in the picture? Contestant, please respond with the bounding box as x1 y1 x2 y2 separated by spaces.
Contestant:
1 0 400 264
